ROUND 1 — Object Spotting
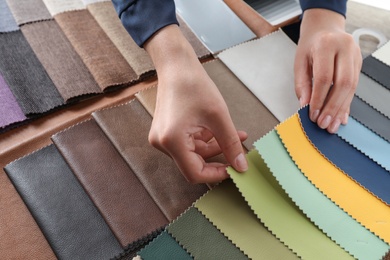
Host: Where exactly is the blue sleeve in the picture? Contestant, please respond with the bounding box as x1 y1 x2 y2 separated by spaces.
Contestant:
299 0 347 17
111 0 178 47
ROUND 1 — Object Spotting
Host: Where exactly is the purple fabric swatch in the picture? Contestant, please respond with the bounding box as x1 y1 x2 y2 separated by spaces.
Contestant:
0 73 26 128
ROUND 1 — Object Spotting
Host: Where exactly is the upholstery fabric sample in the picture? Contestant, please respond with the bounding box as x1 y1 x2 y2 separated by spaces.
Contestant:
256 130 390 260
361 55 390 91
174 0 256 53
52 119 168 247
42 0 85 16
276 114 390 244
135 86 157 117
0 73 26 128
4 145 123 259
298 106 390 205
0 30 64 115
167 207 247 259
5 0 51 25
55 10 137 91
82 0 108 4
228 150 353 259
87 1 155 79
355 73 390 119
0 0 19 32
195 180 297 259
21 20 101 101
350 95 390 143
92 100 209 221
218 29 300 122
138 231 192 260
338 116 390 172
372 40 390 66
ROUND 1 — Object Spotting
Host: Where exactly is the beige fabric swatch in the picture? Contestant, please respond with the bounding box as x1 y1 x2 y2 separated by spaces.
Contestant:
372 40 390 67
135 86 157 117
42 0 85 16
5 0 52 25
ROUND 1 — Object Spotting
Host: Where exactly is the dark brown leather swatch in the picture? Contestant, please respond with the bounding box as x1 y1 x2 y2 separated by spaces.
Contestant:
51 119 168 247
4 144 122 259
92 100 209 221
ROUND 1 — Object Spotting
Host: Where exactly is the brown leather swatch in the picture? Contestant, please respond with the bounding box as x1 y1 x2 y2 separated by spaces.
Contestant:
51 119 168 247
55 9 137 91
21 20 100 101
92 100 209 221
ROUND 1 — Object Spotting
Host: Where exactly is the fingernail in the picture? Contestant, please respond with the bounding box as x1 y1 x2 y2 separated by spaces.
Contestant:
235 153 248 172
319 115 332 129
310 109 320 122
328 118 341 133
342 113 349 125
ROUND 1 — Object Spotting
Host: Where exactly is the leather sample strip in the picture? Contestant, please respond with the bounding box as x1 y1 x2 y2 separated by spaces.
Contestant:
135 86 157 117
338 116 390 172
298 106 390 205
21 20 101 101
355 73 390 119
218 29 300 121
55 9 137 91
195 180 297 259
373 40 390 67
255 130 390 260
167 207 247 259
5 0 51 25
0 73 26 128
52 119 168 247
350 95 390 143
4 145 122 259
93 100 208 221
276 114 390 244
42 0 85 16
174 0 256 53
87 1 155 79
138 231 192 260
0 0 18 32
361 55 390 90
228 150 353 259
0 30 64 115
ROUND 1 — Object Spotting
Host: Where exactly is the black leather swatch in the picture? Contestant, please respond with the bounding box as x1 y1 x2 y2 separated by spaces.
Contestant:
4 144 122 260
361 55 390 91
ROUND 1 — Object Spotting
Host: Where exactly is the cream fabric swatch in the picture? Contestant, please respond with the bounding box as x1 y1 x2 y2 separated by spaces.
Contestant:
42 0 85 16
372 40 390 66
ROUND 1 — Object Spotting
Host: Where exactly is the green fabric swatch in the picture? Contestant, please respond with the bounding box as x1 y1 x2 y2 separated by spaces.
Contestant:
228 150 354 259
167 207 247 259
138 231 192 260
195 179 297 259
255 131 390 259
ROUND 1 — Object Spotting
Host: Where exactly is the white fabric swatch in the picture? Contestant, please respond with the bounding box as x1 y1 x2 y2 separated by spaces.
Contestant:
372 40 390 67
42 0 85 16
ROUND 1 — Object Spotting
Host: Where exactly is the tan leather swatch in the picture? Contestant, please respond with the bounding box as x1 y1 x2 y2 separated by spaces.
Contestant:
52 119 168 247
92 99 209 221
135 86 157 117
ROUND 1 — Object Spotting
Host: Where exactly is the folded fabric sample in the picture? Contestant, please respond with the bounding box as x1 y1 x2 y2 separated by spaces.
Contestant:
256 130 390 260
372 40 390 67
4 145 122 259
21 20 100 101
0 0 19 32
356 73 390 119
0 30 64 115
195 180 297 259
174 0 256 53
52 119 168 247
93 99 208 221
361 55 390 91
167 207 247 259
228 150 353 259
218 29 300 122
298 106 390 205
338 116 390 172
55 9 137 91
5 0 51 25
138 231 192 259
350 95 390 143
277 114 390 244
42 0 85 16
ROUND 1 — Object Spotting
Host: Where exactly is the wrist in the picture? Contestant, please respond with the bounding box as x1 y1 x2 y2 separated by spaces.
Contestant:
300 9 345 37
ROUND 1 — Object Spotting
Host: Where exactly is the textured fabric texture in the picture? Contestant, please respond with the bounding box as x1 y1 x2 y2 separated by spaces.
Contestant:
55 10 137 91
0 30 64 115
373 40 390 66
5 0 51 25
42 0 85 16
0 0 19 32
21 20 100 101
0 73 26 128
52 119 168 247
4 145 123 259
87 1 155 78
93 100 208 221
361 55 390 91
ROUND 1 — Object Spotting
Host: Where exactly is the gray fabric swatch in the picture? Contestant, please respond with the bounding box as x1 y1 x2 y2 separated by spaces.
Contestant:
5 0 52 25
0 0 19 32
